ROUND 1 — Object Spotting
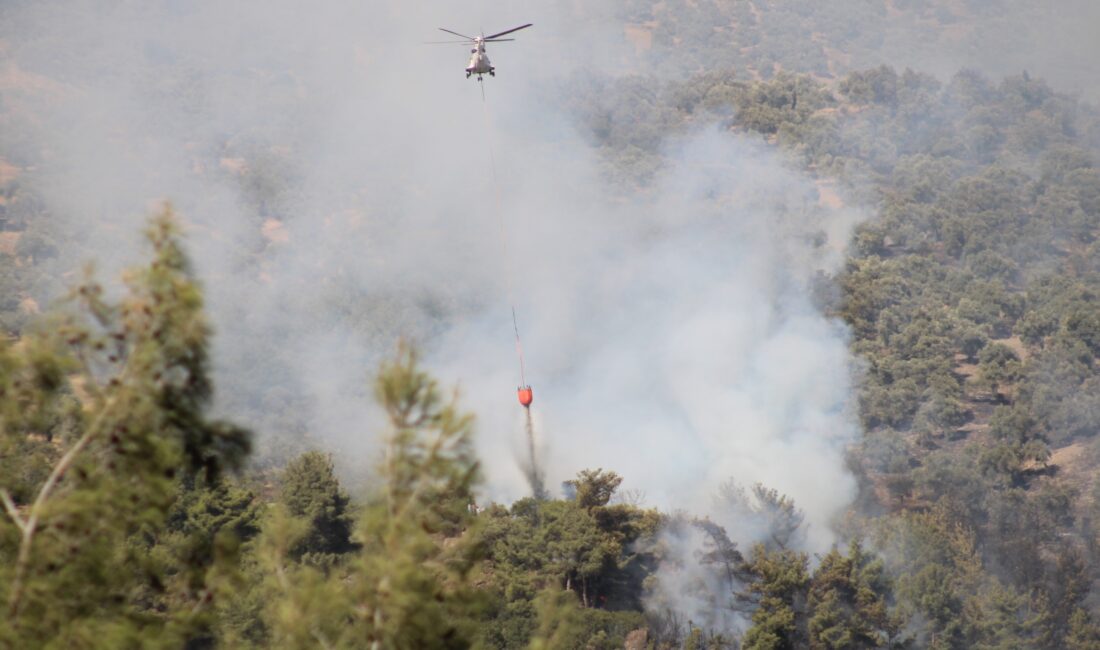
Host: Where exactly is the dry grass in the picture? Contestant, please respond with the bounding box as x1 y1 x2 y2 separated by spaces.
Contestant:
262 218 290 244
0 158 19 184
623 24 655 52
0 231 21 255
815 180 844 209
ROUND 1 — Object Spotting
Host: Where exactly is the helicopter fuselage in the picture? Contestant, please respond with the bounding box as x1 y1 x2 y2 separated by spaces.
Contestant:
465 38 494 78
436 23 530 80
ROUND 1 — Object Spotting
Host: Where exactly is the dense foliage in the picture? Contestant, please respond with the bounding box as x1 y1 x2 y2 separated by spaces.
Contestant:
561 58 1100 647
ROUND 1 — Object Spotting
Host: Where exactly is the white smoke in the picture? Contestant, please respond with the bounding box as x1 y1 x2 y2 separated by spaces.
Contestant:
2 1 862 617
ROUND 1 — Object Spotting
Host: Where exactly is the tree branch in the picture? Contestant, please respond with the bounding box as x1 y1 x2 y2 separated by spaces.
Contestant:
0 489 27 533
311 628 335 650
7 361 132 619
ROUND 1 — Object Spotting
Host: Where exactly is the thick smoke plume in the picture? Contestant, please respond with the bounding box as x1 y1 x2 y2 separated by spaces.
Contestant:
1 0 872 560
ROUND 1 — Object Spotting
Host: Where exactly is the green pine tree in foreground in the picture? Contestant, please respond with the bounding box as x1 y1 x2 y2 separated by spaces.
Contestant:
257 344 486 649
0 206 250 647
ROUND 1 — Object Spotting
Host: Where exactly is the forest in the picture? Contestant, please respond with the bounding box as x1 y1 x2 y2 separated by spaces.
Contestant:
4 0 1100 648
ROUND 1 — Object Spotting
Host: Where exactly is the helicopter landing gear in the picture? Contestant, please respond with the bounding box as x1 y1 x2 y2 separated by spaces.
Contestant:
489 69 495 77
466 71 472 78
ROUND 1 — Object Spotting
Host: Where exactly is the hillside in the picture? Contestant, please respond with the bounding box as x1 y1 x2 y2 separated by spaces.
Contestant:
3 1 1100 648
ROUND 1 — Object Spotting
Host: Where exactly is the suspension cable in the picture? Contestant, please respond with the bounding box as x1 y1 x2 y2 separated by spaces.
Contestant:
480 84 528 389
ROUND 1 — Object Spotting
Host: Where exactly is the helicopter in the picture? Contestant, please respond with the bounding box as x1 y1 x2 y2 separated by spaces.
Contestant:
430 24 532 80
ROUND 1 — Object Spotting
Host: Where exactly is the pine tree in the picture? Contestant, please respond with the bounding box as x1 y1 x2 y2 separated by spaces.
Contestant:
807 541 898 650
280 450 356 564
742 544 810 650
0 206 251 646
969 584 1047 650
1066 608 1100 650
261 344 484 648
564 468 623 510
873 505 985 648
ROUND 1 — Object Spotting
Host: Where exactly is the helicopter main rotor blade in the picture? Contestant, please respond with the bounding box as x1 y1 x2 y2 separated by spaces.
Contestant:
424 40 475 44
482 38 516 43
438 27 476 40
483 23 532 40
